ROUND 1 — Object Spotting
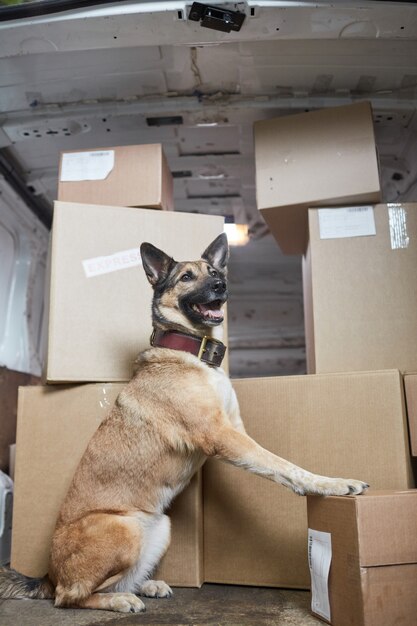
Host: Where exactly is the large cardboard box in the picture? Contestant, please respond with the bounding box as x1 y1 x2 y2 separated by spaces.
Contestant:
0 367 39 473
307 490 417 626
45 202 226 382
404 373 417 456
203 371 414 589
304 203 417 374
57 144 173 210
11 385 203 587
254 102 381 255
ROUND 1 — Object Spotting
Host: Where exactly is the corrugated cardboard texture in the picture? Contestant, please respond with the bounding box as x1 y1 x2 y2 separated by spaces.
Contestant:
46 202 225 382
204 371 414 589
360 564 417 626
404 374 417 456
355 492 417 566
58 144 173 210
0 367 39 473
306 203 417 374
307 491 417 626
11 385 203 587
255 102 381 255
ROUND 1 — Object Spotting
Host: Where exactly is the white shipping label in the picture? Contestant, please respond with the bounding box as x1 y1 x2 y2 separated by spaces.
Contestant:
308 528 332 622
318 207 376 240
60 150 115 182
82 248 142 278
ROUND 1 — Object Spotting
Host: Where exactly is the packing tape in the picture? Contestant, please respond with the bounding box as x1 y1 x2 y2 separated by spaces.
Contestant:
388 204 410 250
82 247 142 278
98 386 112 411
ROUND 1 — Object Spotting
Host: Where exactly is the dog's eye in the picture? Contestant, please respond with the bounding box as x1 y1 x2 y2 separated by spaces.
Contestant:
180 272 193 282
209 269 218 277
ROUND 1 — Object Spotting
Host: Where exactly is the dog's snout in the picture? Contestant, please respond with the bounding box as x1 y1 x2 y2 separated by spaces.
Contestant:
213 279 226 293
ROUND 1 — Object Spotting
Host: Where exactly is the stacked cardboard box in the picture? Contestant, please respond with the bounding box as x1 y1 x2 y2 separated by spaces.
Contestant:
307 491 417 626
57 144 173 210
204 371 414 589
303 203 417 375
11 145 225 587
44 201 227 382
251 102 417 623
254 102 381 255
12 385 203 586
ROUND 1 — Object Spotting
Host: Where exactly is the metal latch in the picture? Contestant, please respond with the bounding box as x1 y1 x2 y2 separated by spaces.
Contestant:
188 2 246 33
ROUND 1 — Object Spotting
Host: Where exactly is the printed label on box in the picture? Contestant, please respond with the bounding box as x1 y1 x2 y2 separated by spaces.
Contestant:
318 207 376 240
308 528 332 622
82 248 142 278
60 150 115 182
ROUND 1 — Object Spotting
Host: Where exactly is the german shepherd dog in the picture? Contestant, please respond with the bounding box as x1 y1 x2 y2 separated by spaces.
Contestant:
0 233 368 613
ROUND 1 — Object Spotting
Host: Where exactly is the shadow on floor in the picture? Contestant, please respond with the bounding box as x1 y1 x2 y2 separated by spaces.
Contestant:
0 584 321 626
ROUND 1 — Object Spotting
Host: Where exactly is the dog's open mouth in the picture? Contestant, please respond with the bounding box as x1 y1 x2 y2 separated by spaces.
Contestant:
191 300 224 322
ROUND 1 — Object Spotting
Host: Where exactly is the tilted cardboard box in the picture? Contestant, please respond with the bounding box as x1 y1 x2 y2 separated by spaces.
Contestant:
304 203 417 374
307 490 417 626
11 385 203 587
58 144 173 210
204 371 414 589
254 102 381 255
45 202 226 382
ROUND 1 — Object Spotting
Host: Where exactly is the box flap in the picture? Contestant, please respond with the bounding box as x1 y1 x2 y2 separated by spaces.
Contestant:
355 490 417 566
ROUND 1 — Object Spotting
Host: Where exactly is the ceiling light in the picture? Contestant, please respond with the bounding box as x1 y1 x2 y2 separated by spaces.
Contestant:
224 223 249 246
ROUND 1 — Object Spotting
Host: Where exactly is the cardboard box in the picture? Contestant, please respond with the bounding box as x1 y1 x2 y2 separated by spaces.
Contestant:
307 490 417 625
45 202 226 382
404 374 417 456
57 145 173 210
0 367 39 473
304 203 417 374
11 385 203 587
203 371 414 589
254 102 381 255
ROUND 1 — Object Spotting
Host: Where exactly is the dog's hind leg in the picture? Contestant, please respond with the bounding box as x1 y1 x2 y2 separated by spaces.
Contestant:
52 512 145 611
113 513 173 599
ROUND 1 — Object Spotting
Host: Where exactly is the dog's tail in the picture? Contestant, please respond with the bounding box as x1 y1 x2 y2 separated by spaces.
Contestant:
0 566 54 599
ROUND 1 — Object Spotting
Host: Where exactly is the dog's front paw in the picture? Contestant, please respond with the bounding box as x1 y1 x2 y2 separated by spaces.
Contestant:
291 471 369 496
305 476 369 496
139 579 173 598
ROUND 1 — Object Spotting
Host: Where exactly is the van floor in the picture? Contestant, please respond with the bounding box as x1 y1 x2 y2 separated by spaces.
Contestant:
0 585 320 625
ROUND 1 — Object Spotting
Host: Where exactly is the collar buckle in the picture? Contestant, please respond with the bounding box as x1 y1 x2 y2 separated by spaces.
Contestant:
151 329 226 367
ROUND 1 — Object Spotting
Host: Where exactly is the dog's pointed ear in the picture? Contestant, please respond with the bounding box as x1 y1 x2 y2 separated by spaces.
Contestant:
140 243 175 286
201 233 229 270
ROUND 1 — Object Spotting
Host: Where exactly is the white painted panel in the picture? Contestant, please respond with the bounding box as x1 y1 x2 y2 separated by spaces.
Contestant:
0 178 48 376
0 223 15 344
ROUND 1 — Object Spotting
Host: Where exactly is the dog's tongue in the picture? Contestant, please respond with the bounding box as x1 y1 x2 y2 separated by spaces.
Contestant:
197 302 223 320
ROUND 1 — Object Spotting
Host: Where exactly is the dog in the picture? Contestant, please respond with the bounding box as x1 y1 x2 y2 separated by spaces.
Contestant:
0 233 368 613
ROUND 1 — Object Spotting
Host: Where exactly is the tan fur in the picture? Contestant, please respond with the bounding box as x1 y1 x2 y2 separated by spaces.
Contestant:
47 345 366 612
1 237 367 613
